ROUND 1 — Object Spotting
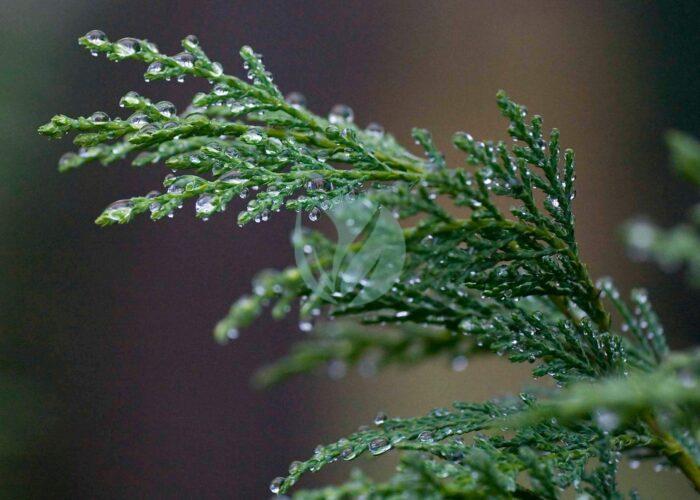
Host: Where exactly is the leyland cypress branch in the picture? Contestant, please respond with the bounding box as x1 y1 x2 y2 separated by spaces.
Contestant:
39 31 700 498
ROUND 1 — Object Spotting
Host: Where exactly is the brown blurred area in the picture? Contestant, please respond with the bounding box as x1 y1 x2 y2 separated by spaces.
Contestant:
1 1 698 498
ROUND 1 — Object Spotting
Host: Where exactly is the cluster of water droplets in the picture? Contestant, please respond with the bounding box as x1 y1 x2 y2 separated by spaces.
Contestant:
595 276 619 300
145 190 166 217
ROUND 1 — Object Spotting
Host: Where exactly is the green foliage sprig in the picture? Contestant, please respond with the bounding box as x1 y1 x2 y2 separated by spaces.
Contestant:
40 31 700 498
623 131 700 287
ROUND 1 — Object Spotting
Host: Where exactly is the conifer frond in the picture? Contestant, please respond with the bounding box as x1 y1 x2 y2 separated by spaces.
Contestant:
278 354 699 496
623 131 700 287
39 32 700 498
667 131 700 187
253 321 465 388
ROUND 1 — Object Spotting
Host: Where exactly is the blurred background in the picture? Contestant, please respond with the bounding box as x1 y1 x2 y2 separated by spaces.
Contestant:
1 1 698 498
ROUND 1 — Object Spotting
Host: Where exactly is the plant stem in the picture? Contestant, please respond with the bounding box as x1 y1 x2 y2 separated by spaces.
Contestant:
552 270 700 492
644 412 700 493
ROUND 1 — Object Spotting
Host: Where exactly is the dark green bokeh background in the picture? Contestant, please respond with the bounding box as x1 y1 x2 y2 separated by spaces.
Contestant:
1 1 698 498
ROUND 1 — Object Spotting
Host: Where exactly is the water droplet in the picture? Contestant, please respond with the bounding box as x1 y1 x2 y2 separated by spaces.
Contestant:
185 35 199 46
119 91 140 108
451 355 469 372
288 461 302 474
173 51 194 69
104 199 134 221
210 62 223 77
632 289 649 304
213 83 228 96
89 111 109 123
58 152 78 169
418 431 434 443
678 369 696 388
368 437 391 455
195 194 216 216
136 124 159 137
629 459 641 470
306 174 325 192
115 37 140 57
327 359 347 380
167 177 194 195
308 207 319 222
328 104 354 125
241 128 264 144
285 92 307 108
239 188 249 199
85 30 107 46
594 409 620 433
298 320 312 332
374 412 387 425
626 219 656 258
147 61 164 75
340 447 356 460
269 477 284 494
226 327 239 340
365 122 384 138
167 184 184 197
219 171 245 185
146 190 161 214
128 113 150 129
156 101 176 117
